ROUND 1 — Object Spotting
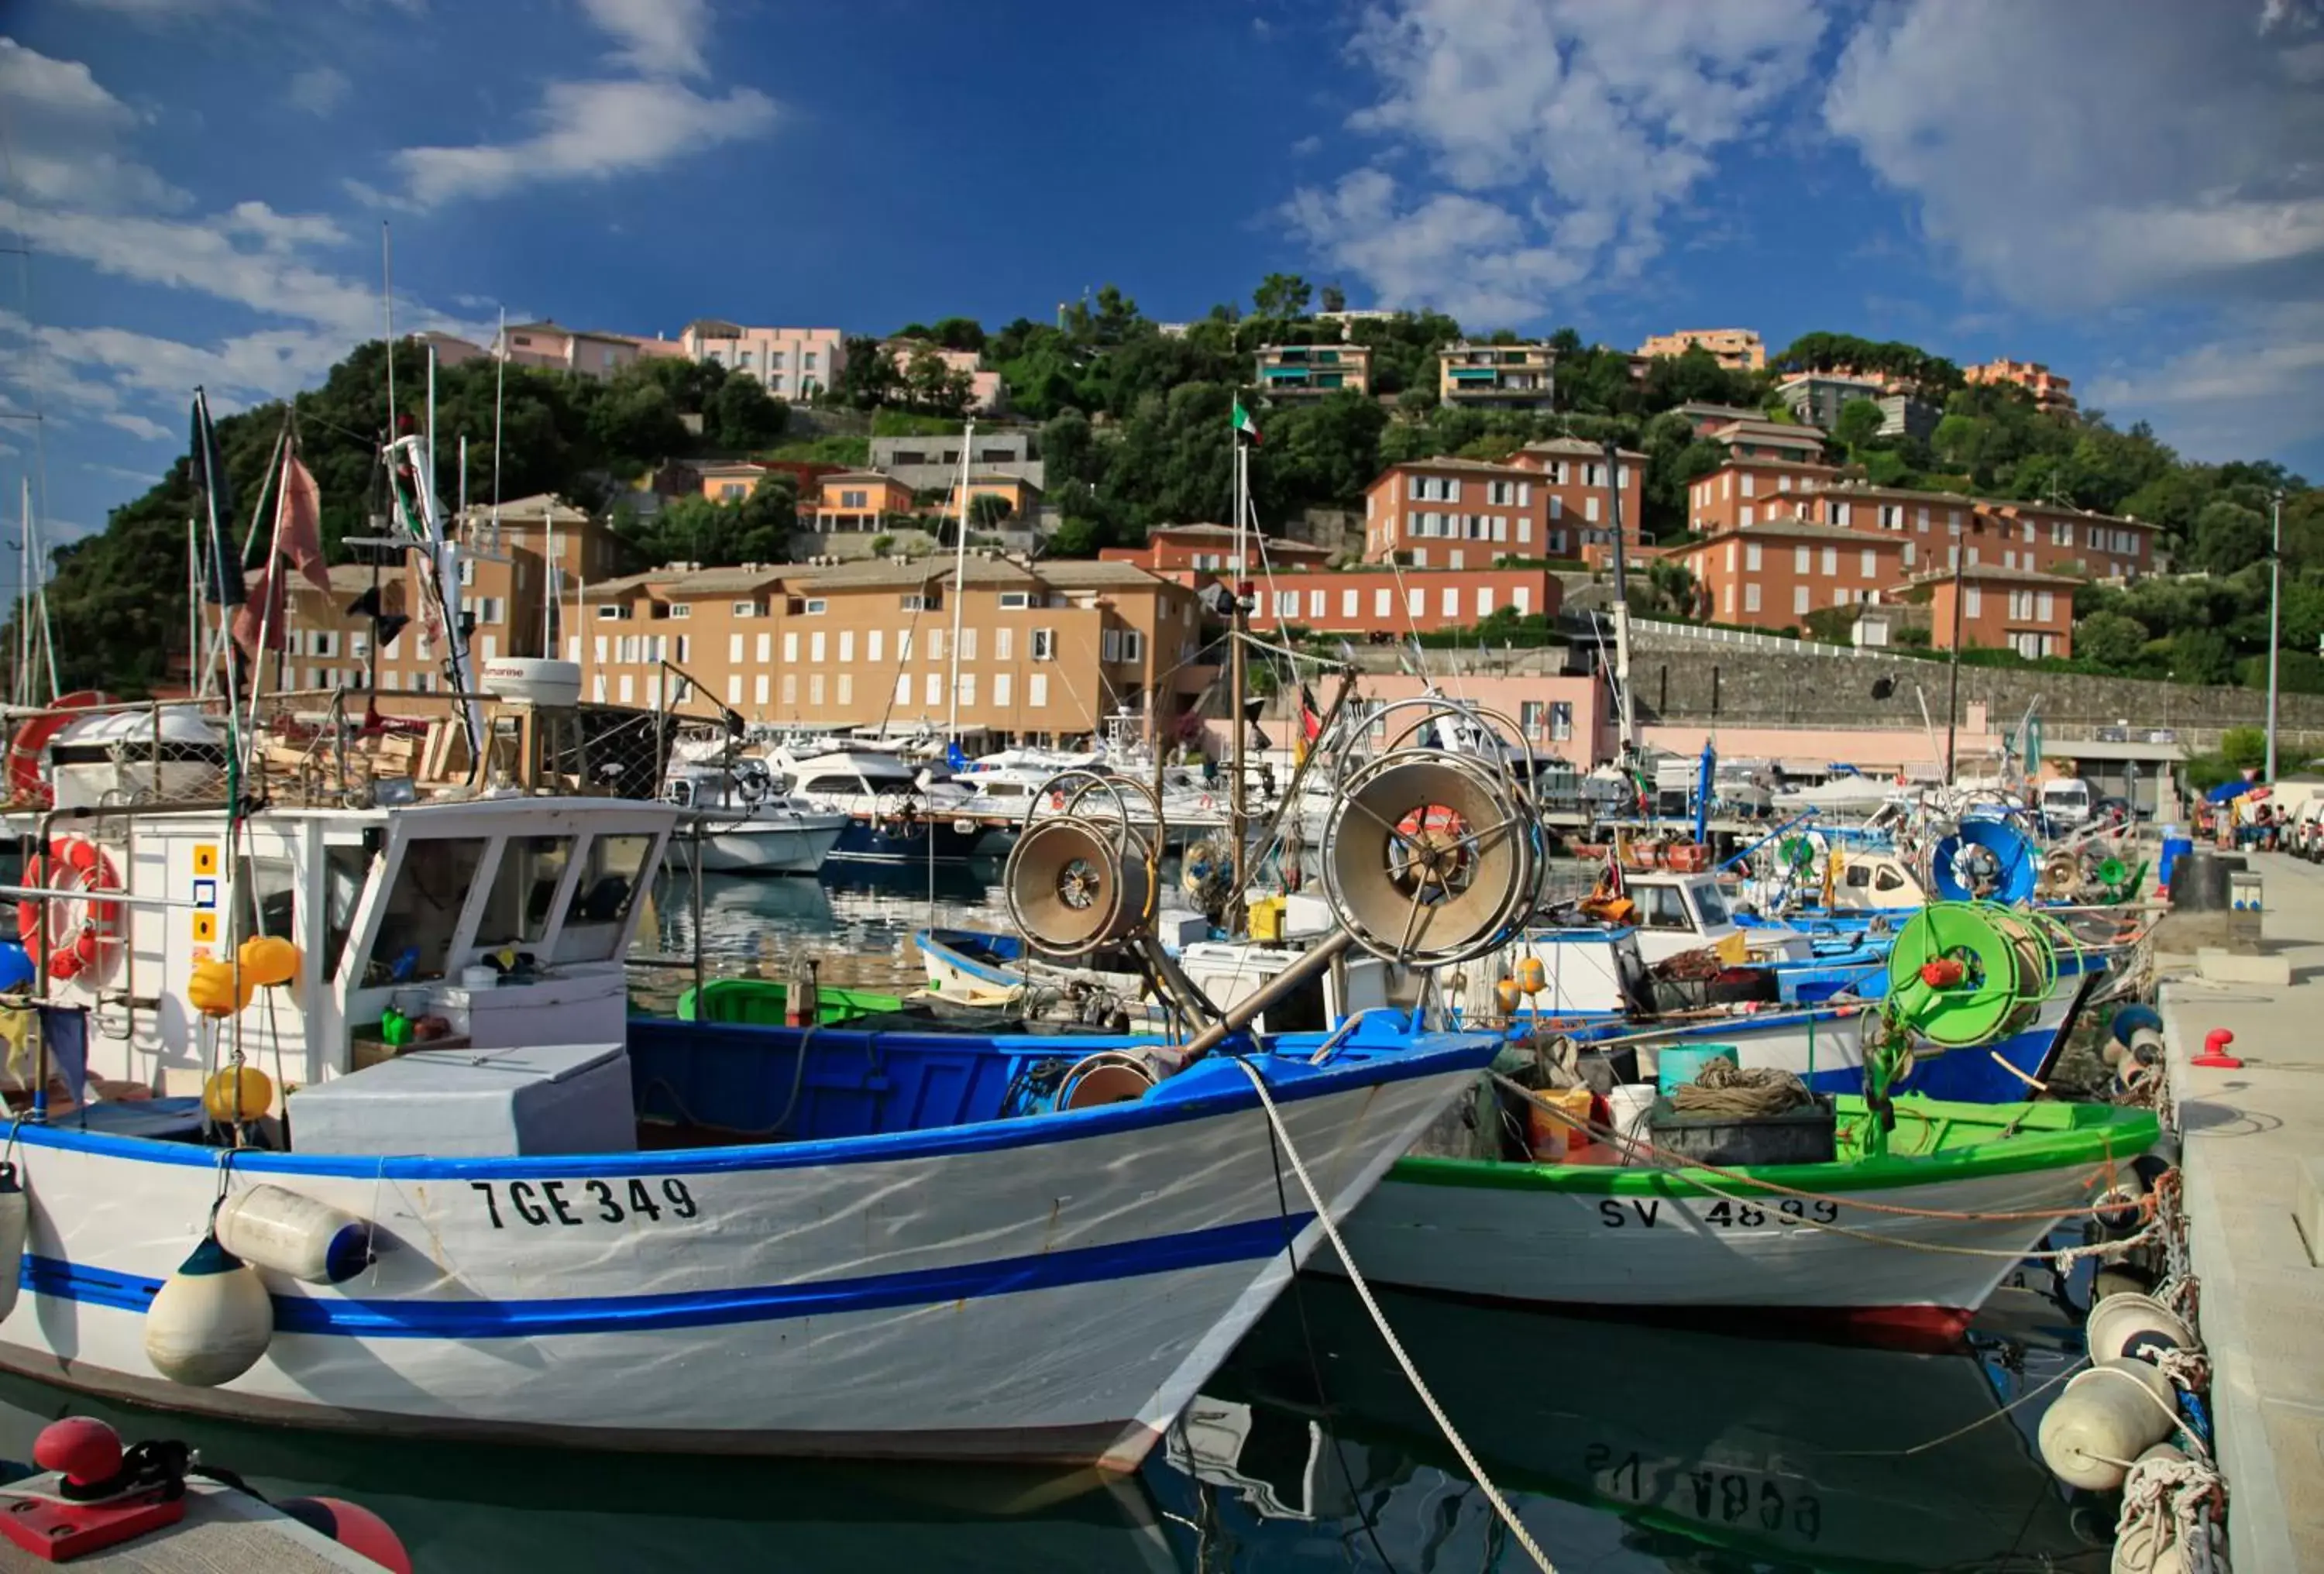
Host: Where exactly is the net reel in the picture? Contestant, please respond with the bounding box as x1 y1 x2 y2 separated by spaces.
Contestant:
1002 771 1161 960
1882 900 2060 1049
1319 698 1542 968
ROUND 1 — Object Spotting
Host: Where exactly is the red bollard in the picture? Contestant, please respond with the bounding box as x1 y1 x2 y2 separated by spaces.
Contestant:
2191 1029 2245 1070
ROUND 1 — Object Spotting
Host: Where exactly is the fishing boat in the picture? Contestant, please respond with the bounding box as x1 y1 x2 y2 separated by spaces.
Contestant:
1329 1094 2159 1339
675 976 904 1026
660 758 849 875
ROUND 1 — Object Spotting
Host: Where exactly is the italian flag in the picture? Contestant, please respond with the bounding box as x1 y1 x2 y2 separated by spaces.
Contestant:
1232 400 1261 445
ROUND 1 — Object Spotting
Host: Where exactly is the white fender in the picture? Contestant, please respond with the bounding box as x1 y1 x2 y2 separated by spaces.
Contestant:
144 1236 273 1387
215 1184 371 1284
2085 1290 2196 1365
2038 1360 2178 1492
0 1162 25 1324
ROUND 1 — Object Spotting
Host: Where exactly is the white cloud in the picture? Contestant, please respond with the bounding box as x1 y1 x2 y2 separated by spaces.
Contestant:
394 78 775 205
578 0 711 78
1825 0 2324 313
285 64 349 116
1288 0 1827 318
101 411 173 442
67 0 256 15
0 39 187 211
2086 304 2324 466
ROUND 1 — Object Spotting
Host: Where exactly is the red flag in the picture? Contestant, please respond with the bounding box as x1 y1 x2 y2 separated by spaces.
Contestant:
230 565 290 655
1298 683 1322 744
277 455 331 594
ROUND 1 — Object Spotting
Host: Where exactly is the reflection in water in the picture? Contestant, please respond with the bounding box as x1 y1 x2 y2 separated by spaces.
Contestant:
1157 1280 2111 1574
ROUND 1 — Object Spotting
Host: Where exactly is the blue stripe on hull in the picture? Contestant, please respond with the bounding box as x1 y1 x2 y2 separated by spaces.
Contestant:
21 1211 1315 1340
827 822 986 864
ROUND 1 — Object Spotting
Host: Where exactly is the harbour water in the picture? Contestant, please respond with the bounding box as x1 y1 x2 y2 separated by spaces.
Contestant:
0 864 2106 1574
0 1276 2109 1572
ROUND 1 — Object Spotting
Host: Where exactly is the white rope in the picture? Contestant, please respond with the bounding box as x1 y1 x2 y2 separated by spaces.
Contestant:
1230 1056 1557 1574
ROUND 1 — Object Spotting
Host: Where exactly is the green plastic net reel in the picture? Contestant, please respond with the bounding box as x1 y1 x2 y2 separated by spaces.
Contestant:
1882 901 2058 1050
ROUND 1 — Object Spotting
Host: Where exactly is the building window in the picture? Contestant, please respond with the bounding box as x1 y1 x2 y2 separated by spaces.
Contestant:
1744 583 1762 613
924 672 941 706
999 591 1032 610
1745 543 1761 571
1030 628 1056 661
1860 548 1875 579
993 672 1011 706
1793 585 1809 615
895 674 911 705
1549 702 1572 741
1794 545 1810 573
1965 587 1983 618
994 627 1012 660
809 631 826 662
809 674 824 705
1029 673 1049 708
1820 548 1838 576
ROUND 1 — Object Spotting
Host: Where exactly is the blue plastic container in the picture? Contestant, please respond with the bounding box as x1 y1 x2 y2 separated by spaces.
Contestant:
1656 1044 1738 1095
2159 834 2194 893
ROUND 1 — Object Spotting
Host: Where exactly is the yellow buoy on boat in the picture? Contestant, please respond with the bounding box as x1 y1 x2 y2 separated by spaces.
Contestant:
1515 956 1546 996
236 935 301 988
187 960 253 1018
144 1235 273 1387
201 1065 276 1124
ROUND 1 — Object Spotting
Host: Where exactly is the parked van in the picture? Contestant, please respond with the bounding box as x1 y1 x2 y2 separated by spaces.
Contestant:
2038 776 2093 834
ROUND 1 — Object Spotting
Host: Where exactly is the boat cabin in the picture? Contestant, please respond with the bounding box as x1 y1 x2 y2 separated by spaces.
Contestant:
1618 872 1812 964
57 798 680 1095
1827 850 1927 911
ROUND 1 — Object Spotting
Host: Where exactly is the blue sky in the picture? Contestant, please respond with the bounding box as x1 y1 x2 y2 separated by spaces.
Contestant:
4 0 2321 549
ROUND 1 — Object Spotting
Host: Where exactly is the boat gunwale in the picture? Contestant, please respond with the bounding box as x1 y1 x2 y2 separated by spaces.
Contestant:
6 1028 1498 1181
1384 1095 2161 1197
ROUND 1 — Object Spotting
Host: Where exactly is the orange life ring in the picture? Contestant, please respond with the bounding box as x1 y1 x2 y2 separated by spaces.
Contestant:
19 835 125 984
5 690 112 806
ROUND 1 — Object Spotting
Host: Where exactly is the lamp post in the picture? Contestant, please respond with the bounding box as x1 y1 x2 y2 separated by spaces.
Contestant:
2267 489 2283 782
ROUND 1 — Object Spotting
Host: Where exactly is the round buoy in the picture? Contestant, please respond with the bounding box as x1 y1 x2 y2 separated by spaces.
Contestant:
0 1162 26 1324
2086 1291 2195 1365
2110 1003 2164 1048
276 1497 413 1574
235 935 301 988
201 1065 277 1124
2037 1361 2178 1492
0 943 31 992
144 1235 272 1387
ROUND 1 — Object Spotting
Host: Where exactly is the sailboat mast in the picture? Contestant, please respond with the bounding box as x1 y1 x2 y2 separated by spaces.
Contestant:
16 480 29 709
946 418 972 743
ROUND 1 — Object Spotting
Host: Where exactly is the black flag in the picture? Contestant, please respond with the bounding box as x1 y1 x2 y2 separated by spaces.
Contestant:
189 391 244 607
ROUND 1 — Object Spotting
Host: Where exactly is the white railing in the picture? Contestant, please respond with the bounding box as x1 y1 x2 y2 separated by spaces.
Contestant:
1631 618 1871 660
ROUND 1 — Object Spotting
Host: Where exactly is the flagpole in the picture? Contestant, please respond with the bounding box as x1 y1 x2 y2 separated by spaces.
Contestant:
1228 433 1248 930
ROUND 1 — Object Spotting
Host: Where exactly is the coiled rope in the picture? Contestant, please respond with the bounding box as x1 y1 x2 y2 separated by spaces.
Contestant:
1669 1061 1810 1119
1230 1057 1557 1574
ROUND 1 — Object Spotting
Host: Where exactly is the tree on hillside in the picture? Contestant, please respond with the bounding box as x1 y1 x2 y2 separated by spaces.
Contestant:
2192 499 2268 574
1833 398 1885 454
708 374 788 449
902 347 975 418
968 493 1013 531
928 317 985 352
2075 610 2150 669
830 335 900 410
1253 273 1313 320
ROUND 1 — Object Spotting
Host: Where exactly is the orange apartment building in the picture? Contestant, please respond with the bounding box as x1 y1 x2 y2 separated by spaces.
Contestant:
806 471 920 532
1666 518 1913 629
1906 565 2078 658
1242 567 1562 637
570 556 1211 744
493 321 682 380
1964 358 2078 415
1102 523 1334 576
1707 419 1826 465
1686 458 1846 535
1635 328 1766 370
1364 448 1646 571
943 473 1043 524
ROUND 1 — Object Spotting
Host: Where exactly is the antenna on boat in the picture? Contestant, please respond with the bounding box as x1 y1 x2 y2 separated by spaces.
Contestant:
490 305 507 557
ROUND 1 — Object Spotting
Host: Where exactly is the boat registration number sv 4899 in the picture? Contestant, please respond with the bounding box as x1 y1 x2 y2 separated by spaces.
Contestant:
469 1179 700 1229
1595 1198 1840 1229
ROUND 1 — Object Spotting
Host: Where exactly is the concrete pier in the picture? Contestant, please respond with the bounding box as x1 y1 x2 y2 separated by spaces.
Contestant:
2158 851 2324 1574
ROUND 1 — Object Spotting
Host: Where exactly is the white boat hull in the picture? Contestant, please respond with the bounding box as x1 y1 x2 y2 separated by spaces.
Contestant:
1329 1156 2099 1333
678 818 847 874
0 1057 1473 1466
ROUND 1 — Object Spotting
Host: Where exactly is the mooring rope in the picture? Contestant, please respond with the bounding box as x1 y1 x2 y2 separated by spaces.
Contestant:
1231 1057 1557 1574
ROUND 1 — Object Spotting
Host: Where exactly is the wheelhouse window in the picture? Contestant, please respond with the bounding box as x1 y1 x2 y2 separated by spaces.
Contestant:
559 833 655 961
366 837 491 984
474 835 578 950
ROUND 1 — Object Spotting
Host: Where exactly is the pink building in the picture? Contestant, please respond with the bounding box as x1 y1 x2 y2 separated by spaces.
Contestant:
1963 358 2078 415
493 321 669 380
881 339 1008 415
681 320 847 402
407 331 486 369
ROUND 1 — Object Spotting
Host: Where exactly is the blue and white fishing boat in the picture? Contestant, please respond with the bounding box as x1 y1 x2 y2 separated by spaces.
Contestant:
0 786 1496 1467
768 744 986 865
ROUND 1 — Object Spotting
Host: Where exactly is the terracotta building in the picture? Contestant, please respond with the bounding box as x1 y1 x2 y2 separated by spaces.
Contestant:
1240 566 1561 637
1665 518 1913 629
1686 459 1845 536
1364 447 1646 572
1635 328 1766 370
805 471 918 532
1254 342 1372 397
1102 523 1334 576
1963 358 2078 415
1905 564 2078 658
1506 439 1649 567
